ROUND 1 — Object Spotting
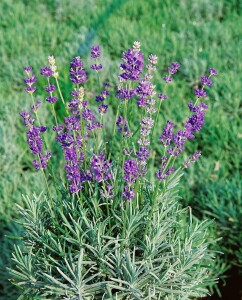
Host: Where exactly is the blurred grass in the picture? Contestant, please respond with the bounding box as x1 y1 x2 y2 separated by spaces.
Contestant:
0 0 241 298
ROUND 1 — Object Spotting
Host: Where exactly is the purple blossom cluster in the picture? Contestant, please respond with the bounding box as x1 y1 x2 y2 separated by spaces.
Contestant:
56 128 86 194
157 68 218 181
90 45 102 71
163 62 180 83
20 42 218 204
68 87 88 114
90 152 112 182
40 66 53 77
70 57 87 85
116 42 144 101
137 117 154 146
119 46 144 82
156 156 175 181
23 67 37 94
116 116 131 137
96 83 110 115
136 79 156 108
184 151 202 168
19 108 51 170
123 159 139 200
193 68 218 99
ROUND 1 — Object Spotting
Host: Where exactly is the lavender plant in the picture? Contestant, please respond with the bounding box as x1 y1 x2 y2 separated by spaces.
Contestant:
11 42 219 299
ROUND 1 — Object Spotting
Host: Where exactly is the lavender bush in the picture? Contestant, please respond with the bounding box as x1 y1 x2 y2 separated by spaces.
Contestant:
11 42 219 299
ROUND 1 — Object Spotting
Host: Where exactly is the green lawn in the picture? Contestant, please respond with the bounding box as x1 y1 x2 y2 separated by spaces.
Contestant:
0 0 241 298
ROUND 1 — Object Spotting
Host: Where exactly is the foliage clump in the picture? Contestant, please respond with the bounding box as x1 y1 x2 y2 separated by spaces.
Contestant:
11 42 219 299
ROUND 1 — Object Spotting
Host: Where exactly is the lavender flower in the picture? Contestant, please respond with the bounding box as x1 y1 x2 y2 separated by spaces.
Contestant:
158 93 168 100
122 185 135 200
156 156 175 181
159 121 174 146
171 62 180 69
163 62 180 83
56 130 84 194
24 66 33 74
98 104 108 114
46 96 58 103
119 46 144 81
26 126 46 155
194 88 207 98
82 109 96 121
24 75 37 86
163 75 173 83
201 75 213 87
91 63 102 71
70 57 87 85
123 148 133 156
24 67 37 94
209 68 218 76
136 147 151 161
123 159 139 184
32 151 52 170
184 151 202 168
30 100 41 112
90 152 112 183
116 87 136 100
101 185 114 199
45 84 56 93
116 116 129 135
65 116 81 131
148 54 158 65
91 45 101 59
40 66 53 77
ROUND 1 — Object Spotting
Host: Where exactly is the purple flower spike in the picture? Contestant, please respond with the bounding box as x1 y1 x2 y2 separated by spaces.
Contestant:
52 124 64 133
167 67 177 74
171 62 180 69
98 104 108 114
25 86 36 94
24 67 37 94
96 95 105 102
123 159 139 184
136 147 151 161
159 120 174 146
201 75 213 87
45 84 56 93
184 151 202 168
116 87 136 100
163 75 173 83
40 66 53 77
123 148 133 155
24 66 33 74
70 57 87 85
91 63 103 71
123 185 135 200
24 75 37 86
119 48 144 81
209 68 218 76
158 93 168 100
194 88 207 98
90 152 112 183
31 100 41 112
148 54 158 65
91 45 101 59
189 151 202 162
46 96 58 103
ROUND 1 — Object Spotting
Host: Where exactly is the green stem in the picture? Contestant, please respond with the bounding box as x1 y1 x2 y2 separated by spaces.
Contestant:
38 155 51 198
108 104 120 160
55 77 65 106
51 104 58 126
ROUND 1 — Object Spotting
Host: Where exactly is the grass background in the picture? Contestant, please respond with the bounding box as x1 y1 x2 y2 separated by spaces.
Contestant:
0 0 241 298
